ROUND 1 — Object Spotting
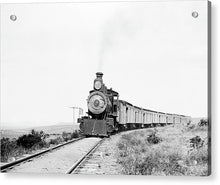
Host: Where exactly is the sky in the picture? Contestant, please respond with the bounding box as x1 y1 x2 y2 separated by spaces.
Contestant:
0 1 208 127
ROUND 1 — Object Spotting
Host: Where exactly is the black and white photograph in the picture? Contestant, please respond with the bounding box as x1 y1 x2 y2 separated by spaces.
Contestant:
0 0 211 176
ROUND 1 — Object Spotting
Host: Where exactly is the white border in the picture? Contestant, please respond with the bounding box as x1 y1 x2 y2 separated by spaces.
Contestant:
0 0 219 185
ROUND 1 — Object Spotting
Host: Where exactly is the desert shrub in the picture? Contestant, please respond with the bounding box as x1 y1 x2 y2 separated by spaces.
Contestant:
198 119 208 127
17 133 42 149
0 138 26 162
32 140 49 150
62 132 71 142
16 130 45 149
38 141 46 148
189 136 204 149
43 133 50 139
1 138 17 162
147 133 162 144
62 130 80 141
49 137 63 145
49 139 58 145
188 124 195 130
71 130 79 138
30 129 45 138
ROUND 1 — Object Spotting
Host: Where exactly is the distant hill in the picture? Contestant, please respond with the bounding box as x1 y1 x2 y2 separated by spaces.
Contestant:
0 124 79 139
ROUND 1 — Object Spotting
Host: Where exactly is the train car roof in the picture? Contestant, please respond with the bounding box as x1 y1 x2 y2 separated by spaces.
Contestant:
119 99 190 117
120 100 161 113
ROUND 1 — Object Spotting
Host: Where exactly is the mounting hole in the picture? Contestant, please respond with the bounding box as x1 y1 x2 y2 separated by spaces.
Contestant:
10 15 17 21
192 11 198 18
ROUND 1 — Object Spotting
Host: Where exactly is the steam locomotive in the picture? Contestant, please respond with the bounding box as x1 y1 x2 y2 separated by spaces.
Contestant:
78 72 191 137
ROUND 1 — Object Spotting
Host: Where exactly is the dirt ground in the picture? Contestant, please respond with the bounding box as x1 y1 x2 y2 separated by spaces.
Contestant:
79 130 138 175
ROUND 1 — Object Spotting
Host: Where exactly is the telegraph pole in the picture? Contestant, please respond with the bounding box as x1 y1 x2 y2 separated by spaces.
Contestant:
69 107 83 124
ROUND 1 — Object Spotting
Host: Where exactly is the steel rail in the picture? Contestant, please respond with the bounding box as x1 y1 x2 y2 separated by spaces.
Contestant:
65 138 105 174
0 137 85 172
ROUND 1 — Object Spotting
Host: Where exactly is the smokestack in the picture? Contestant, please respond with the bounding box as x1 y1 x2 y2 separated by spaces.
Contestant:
96 72 103 79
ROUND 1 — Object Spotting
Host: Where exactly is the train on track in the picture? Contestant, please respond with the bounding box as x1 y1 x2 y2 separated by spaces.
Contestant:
78 72 191 137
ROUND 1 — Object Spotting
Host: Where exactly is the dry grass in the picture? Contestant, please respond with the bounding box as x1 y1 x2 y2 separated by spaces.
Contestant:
1 129 81 163
116 124 209 176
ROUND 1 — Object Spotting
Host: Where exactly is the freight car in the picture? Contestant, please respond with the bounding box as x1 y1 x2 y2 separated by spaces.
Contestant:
78 72 191 137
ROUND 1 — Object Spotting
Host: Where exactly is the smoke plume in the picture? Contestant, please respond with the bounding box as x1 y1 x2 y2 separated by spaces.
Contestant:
98 11 143 72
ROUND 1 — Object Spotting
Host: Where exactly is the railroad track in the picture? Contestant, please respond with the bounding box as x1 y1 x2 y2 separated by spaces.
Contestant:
66 138 106 174
0 137 84 172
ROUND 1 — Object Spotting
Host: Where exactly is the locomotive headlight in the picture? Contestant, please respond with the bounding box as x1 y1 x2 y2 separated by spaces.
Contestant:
94 80 102 90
